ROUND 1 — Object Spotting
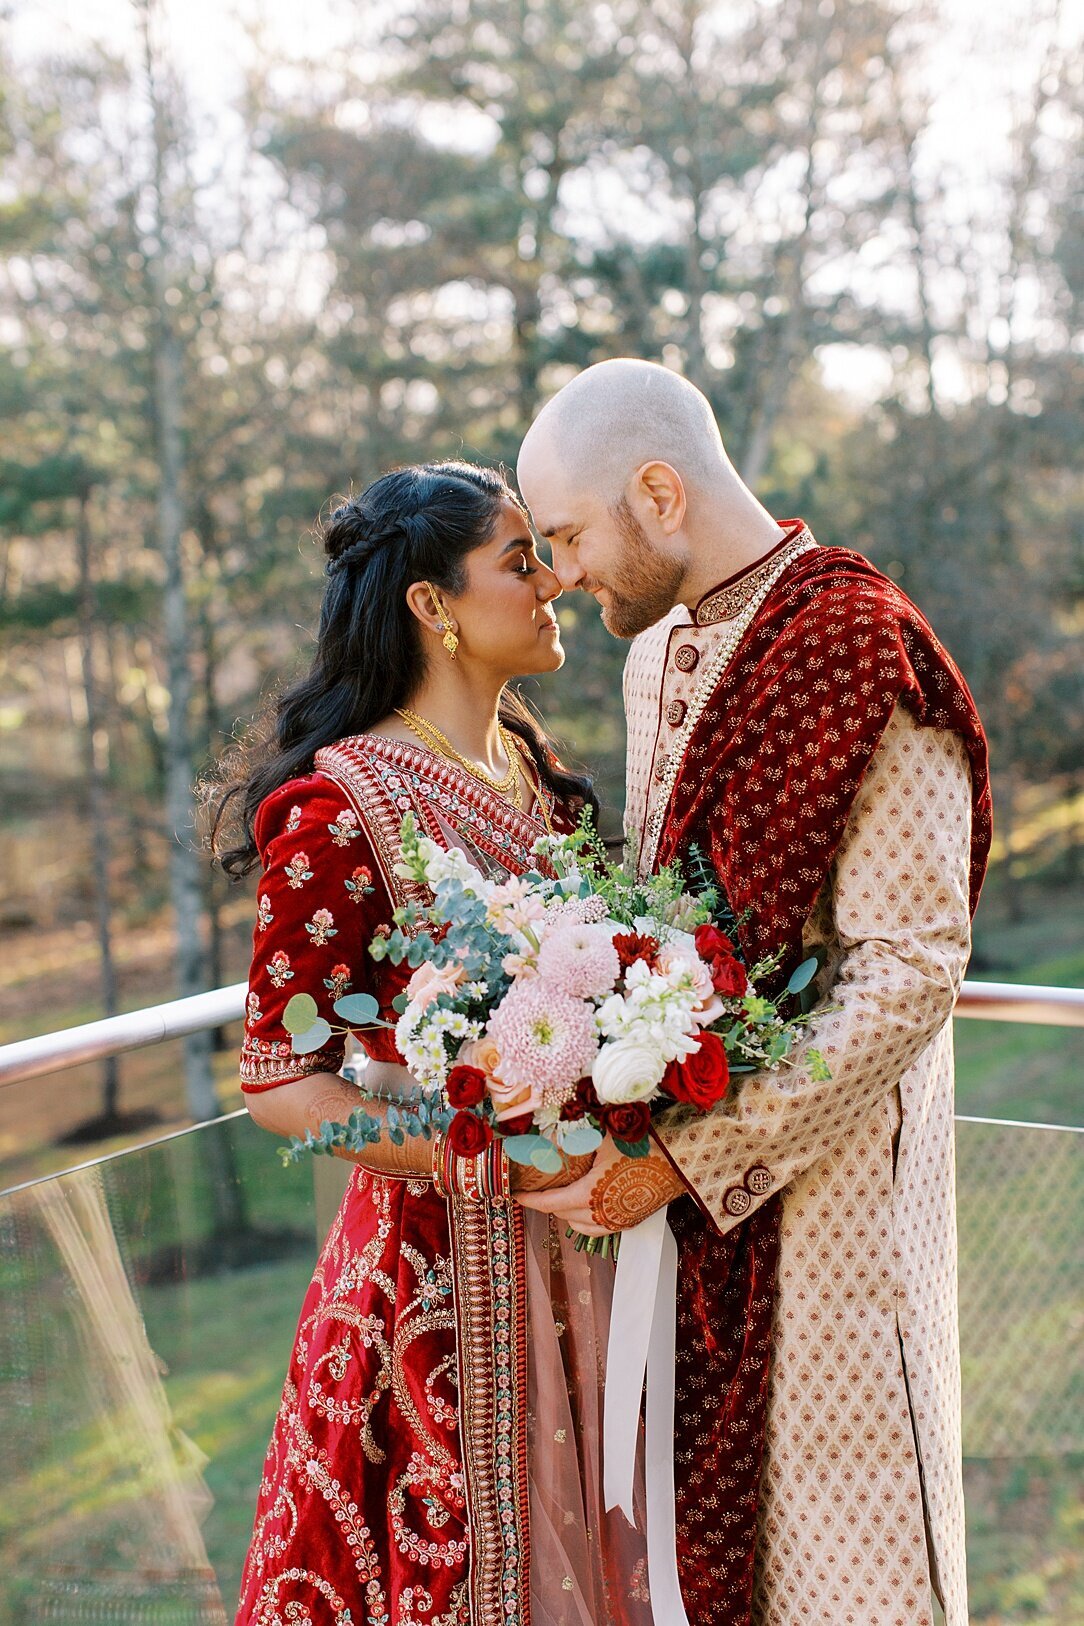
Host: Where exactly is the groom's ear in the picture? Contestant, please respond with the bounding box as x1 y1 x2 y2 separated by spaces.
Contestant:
633 461 687 534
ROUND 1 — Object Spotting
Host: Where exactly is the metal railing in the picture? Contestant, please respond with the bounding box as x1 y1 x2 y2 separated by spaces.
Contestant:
0 978 1081 1089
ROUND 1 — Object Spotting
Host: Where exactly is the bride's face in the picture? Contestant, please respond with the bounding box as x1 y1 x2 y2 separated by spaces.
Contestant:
440 500 565 677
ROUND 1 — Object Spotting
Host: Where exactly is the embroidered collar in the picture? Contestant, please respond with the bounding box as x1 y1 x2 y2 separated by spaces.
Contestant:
319 731 557 846
693 519 814 627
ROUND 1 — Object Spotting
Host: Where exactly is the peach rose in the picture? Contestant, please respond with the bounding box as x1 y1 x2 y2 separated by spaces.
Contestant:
458 1035 542 1122
406 960 467 1010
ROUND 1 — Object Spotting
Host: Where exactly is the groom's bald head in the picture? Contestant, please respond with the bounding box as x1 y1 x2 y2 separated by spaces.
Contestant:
517 359 730 637
517 357 727 508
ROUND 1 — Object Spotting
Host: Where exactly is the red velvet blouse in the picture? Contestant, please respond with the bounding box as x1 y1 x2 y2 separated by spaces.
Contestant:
239 773 405 1091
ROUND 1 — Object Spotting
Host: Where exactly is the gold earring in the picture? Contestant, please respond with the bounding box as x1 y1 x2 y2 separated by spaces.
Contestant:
426 582 459 659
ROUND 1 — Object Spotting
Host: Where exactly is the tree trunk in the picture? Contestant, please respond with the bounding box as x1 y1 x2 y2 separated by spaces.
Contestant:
141 0 215 1123
76 487 121 1120
199 586 229 1053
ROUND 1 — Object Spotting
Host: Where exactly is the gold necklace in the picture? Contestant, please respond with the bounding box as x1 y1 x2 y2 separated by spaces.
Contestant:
395 708 523 806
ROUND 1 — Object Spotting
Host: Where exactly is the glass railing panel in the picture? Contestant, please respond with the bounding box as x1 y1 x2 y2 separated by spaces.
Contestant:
0 1027 247 1193
956 1118 1083 1623
0 1109 1079 1622
0 1111 320 1624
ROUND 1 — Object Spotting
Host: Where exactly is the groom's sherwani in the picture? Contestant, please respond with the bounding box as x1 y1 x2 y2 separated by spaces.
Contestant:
624 520 991 1626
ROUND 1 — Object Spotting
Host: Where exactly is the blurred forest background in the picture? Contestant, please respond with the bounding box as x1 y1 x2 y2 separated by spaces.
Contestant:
0 4 1081 1619
0 0 1081 1162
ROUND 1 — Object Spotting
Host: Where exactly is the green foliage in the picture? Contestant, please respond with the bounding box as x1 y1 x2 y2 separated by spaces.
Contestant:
612 1135 650 1158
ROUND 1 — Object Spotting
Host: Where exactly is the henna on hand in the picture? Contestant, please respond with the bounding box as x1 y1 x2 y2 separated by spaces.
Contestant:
509 1151 595 1195
304 1083 363 1134
588 1155 684 1230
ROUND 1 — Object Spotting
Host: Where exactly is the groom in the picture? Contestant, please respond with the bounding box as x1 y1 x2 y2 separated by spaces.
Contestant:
516 359 991 1626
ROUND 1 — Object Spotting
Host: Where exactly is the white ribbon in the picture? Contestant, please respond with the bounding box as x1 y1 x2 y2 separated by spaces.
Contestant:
604 1207 691 1626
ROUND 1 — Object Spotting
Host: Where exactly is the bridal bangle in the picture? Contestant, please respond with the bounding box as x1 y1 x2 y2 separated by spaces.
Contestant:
431 1134 511 1202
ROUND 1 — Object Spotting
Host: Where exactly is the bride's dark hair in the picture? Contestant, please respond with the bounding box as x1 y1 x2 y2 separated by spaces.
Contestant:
209 459 598 878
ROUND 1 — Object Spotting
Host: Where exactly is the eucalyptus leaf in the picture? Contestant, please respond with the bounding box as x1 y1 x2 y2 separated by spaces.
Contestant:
502 1134 551 1167
529 1141 565 1174
282 993 319 1034
292 1018 333 1054
392 992 410 1015
333 992 381 1024
558 1122 603 1156
786 957 819 995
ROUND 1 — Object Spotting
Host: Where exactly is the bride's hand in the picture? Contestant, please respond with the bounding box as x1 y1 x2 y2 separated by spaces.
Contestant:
508 1151 595 1194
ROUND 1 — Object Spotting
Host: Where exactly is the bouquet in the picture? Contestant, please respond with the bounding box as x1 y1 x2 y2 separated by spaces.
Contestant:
280 813 828 1225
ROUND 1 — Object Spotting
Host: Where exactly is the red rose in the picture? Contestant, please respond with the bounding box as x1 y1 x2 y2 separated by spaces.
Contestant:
613 931 660 971
560 1075 601 1121
446 1109 494 1156
709 955 747 996
600 1101 652 1143
694 924 736 961
661 1033 730 1110
499 1111 535 1136
693 926 747 994
446 1064 488 1108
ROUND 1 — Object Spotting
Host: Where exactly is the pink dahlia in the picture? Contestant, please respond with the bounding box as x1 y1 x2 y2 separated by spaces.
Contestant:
486 980 599 1103
536 922 620 1000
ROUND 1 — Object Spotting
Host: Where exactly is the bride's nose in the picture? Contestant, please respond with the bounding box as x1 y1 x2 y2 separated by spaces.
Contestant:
536 562 562 602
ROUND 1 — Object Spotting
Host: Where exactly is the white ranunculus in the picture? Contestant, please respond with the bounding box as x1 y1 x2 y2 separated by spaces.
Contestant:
418 838 484 889
592 1038 668 1104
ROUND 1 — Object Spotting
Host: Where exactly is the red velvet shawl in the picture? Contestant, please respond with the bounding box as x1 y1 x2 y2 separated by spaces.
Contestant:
654 544 991 1623
657 544 992 959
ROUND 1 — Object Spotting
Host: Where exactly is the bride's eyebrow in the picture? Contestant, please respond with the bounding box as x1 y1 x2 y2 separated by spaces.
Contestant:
497 535 537 556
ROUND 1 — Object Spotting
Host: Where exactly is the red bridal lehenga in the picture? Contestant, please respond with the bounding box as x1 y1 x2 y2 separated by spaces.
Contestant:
236 734 653 1626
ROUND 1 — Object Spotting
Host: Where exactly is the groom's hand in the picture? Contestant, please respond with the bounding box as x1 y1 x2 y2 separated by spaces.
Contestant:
515 1133 685 1235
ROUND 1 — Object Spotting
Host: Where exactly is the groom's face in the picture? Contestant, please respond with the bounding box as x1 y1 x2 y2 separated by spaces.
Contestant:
521 465 686 640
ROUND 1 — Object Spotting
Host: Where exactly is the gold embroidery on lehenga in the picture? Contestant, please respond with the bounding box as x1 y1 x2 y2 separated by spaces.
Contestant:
242 745 552 1626
240 1175 473 1619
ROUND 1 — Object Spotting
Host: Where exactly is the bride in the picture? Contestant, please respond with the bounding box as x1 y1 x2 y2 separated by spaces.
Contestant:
212 460 652 1626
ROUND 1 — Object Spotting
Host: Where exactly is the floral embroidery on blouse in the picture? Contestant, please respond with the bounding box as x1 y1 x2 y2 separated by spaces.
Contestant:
267 950 293 988
246 990 262 1025
255 892 274 932
324 963 352 1000
328 808 362 845
305 908 337 946
284 851 313 889
345 864 373 902
284 803 302 832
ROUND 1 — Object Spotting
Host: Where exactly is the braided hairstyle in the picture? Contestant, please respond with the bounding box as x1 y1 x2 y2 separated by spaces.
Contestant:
210 460 598 877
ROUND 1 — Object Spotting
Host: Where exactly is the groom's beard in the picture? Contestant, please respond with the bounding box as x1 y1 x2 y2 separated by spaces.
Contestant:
593 498 687 639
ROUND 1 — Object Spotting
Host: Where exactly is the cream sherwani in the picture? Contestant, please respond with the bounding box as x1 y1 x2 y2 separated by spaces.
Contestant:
625 587 972 1626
